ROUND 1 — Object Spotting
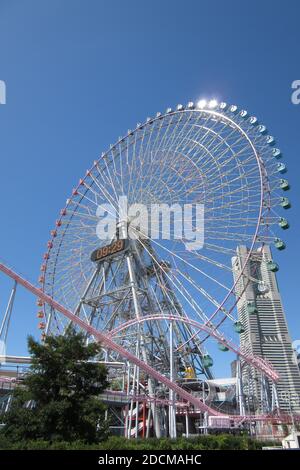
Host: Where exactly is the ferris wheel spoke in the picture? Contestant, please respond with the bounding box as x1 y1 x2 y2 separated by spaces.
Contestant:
145 245 211 325
135 231 232 321
92 161 121 209
87 170 120 212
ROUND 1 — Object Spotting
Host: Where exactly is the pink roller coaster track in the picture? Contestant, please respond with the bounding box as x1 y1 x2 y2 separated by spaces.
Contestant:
0 260 279 420
110 315 279 382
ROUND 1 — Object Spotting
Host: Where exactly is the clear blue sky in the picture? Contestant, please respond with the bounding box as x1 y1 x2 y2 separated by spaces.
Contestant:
0 0 299 377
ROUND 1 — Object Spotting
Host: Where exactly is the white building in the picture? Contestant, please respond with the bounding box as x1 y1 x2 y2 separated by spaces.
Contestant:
232 245 300 413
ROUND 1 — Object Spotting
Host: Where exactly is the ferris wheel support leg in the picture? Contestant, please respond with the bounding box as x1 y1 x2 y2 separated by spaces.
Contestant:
124 362 131 438
135 329 141 439
169 321 177 439
0 281 17 348
46 265 100 335
124 237 161 439
128 343 139 439
236 357 246 416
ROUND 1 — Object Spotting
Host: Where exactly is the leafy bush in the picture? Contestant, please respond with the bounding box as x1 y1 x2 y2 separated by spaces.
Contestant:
0 434 281 450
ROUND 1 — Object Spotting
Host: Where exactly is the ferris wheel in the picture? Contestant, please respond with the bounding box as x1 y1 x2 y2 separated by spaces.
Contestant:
38 99 289 379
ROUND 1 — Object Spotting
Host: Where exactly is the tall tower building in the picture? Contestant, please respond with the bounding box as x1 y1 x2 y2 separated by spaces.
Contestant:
232 245 300 414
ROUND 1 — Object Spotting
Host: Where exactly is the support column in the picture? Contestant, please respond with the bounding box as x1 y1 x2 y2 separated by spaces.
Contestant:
0 281 17 349
169 321 177 438
185 413 189 438
236 357 245 416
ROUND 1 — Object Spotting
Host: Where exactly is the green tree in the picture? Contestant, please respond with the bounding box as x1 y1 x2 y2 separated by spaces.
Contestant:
1 328 109 443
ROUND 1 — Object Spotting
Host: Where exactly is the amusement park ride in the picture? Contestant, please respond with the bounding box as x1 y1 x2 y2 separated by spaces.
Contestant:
0 99 298 439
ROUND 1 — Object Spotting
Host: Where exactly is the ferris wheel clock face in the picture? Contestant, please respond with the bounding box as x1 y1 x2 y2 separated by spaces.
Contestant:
40 99 289 360
90 239 128 263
